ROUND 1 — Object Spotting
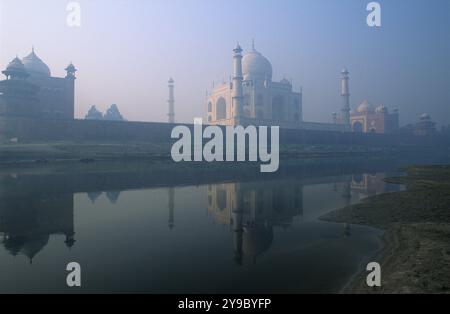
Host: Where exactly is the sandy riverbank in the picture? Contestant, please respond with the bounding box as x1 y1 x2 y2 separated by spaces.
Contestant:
321 165 450 293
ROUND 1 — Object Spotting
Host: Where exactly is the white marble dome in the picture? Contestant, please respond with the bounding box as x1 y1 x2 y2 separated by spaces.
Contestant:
376 104 387 113
420 113 431 120
22 48 51 77
356 100 375 113
242 47 272 82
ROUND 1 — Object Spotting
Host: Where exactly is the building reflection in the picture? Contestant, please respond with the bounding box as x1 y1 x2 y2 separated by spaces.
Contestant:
168 187 175 230
87 191 103 203
207 181 303 265
206 172 400 264
106 191 121 204
0 170 399 264
351 172 399 200
0 192 75 263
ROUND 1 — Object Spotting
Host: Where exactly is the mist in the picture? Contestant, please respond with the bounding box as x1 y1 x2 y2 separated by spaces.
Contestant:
0 0 449 126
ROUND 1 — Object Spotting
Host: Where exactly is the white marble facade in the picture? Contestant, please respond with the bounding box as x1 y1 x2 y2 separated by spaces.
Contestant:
206 43 346 131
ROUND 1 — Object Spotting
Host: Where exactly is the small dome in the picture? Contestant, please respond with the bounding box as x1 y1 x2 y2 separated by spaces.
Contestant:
22 48 51 77
376 104 388 113
2 57 29 79
420 113 431 120
280 78 291 85
6 57 26 72
356 100 375 113
242 47 273 82
65 63 77 73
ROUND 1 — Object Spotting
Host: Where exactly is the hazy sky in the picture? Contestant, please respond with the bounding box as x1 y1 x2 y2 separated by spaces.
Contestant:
0 0 449 126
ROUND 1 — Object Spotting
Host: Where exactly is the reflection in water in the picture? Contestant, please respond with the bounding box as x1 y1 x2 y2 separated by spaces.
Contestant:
0 167 401 292
87 191 102 203
207 182 303 265
106 191 121 204
0 192 75 263
351 173 399 200
168 187 175 229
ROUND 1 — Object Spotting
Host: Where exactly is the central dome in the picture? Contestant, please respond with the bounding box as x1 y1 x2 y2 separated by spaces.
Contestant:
242 47 272 82
356 100 375 113
22 48 51 77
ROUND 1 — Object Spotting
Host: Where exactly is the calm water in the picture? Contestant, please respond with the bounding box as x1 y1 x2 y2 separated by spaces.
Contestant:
0 161 410 293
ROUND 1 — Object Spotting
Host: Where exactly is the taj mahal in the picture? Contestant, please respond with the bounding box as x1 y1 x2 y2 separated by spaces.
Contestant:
205 42 399 134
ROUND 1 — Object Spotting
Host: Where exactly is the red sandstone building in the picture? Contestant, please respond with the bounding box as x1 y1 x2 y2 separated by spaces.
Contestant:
0 48 76 120
350 100 399 134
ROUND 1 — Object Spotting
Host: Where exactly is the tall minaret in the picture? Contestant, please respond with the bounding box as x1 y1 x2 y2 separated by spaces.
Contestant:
167 78 175 123
340 68 350 126
232 43 244 122
232 186 244 266
65 62 77 120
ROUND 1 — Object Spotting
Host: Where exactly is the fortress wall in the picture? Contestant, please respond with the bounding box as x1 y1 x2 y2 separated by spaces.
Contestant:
0 116 446 147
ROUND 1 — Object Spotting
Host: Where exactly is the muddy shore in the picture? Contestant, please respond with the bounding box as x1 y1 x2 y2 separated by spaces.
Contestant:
321 165 450 293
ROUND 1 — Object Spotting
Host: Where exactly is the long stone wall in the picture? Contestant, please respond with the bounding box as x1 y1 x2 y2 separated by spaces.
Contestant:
0 116 447 147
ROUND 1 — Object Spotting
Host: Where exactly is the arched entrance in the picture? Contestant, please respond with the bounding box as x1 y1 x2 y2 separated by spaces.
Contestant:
216 97 227 120
352 121 363 133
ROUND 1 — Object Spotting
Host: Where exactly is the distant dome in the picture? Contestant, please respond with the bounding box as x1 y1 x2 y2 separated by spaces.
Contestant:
356 100 375 113
420 113 431 120
65 63 77 73
2 56 29 79
242 46 272 82
376 104 388 113
22 48 51 77
104 104 125 121
6 57 26 72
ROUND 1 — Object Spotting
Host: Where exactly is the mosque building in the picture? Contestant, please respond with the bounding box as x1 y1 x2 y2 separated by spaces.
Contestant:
399 113 437 136
349 100 399 133
0 48 76 120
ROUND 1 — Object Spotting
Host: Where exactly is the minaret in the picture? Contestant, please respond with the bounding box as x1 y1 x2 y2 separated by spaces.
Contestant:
340 68 350 126
65 62 77 119
232 43 244 122
65 62 77 79
232 187 244 266
167 78 175 123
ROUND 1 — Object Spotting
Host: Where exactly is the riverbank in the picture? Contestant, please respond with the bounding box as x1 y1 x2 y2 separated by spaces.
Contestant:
0 141 445 165
321 165 450 293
